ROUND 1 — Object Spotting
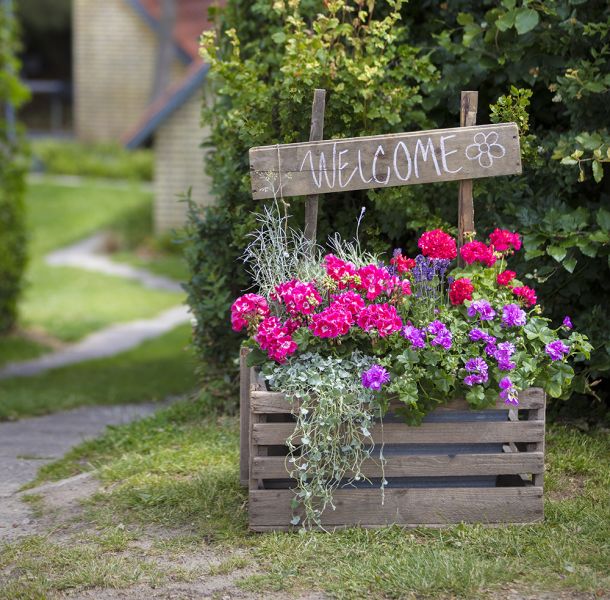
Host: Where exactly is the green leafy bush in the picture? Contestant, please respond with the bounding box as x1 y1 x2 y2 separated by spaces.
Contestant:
0 3 29 333
31 140 153 182
187 0 609 419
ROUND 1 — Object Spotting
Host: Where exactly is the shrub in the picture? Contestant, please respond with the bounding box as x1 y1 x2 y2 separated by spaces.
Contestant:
0 2 29 333
31 140 153 182
187 0 609 419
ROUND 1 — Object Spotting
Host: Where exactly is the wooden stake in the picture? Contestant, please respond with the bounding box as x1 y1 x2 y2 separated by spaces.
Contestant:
304 89 326 244
457 91 478 265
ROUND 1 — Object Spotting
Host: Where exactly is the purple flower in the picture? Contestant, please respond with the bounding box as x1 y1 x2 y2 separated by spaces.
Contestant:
412 255 451 283
469 328 496 344
427 320 453 350
562 316 573 330
484 341 497 357
402 324 426 349
361 365 390 391
545 340 570 361
495 341 516 371
467 299 496 321
499 377 519 406
463 357 489 385
502 303 527 327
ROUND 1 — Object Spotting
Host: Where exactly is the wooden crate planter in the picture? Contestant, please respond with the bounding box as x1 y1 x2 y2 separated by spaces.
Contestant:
241 351 546 531
237 89 547 531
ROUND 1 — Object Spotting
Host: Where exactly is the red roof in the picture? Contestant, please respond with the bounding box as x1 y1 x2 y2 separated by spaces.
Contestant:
138 0 219 59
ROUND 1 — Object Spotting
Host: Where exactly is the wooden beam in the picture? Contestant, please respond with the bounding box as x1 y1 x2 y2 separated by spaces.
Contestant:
457 91 479 264
304 89 326 244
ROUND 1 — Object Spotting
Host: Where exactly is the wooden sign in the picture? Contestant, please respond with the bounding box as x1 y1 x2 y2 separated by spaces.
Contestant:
249 123 521 200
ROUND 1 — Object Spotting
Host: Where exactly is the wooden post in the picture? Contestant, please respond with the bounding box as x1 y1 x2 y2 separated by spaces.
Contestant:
457 91 478 265
239 346 251 487
303 89 326 245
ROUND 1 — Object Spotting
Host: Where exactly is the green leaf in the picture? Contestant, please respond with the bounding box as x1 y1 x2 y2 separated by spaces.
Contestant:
592 160 604 183
547 245 567 262
560 157 578 165
271 31 286 44
496 10 516 32
563 256 577 273
596 208 610 231
514 8 539 34
246 347 268 367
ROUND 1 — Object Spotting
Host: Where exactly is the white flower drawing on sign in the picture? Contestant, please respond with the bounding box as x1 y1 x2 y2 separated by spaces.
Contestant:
465 131 506 168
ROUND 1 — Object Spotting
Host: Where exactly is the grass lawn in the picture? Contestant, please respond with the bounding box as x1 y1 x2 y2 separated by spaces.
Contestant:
0 325 197 421
16 179 186 342
14 396 608 599
21 263 183 342
0 333 50 369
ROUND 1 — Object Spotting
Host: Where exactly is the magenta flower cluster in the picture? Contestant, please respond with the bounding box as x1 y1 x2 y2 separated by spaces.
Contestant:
255 317 298 363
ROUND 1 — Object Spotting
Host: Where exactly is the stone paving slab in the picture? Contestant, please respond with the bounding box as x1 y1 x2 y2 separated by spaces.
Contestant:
46 233 183 292
0 403 162 497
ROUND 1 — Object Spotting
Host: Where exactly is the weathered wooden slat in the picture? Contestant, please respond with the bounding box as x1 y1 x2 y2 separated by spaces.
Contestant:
250 387 546 414
249 123 522 200
249 487 543 529
252 420 544 446
252 452 544 479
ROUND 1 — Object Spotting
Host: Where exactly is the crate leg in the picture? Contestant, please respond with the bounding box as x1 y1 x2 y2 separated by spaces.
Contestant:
239 347 251 487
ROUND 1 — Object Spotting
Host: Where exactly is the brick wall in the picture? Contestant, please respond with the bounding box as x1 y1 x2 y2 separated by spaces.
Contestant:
153 91 214 232
73 0 186 141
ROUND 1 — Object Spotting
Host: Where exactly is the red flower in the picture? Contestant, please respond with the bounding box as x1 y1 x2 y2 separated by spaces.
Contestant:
391 251 416 274
460 241 497 267
512 285 537 307
497 270 516 286
449 278 474 305
417 229 457 260
489 228 521 252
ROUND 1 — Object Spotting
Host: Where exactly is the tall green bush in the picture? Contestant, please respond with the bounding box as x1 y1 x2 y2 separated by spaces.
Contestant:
186 0 609 418
0 1 29 333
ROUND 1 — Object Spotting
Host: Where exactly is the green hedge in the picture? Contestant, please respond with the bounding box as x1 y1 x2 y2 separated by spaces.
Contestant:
186 0 609 419
31 140 154 182
0 2 29 333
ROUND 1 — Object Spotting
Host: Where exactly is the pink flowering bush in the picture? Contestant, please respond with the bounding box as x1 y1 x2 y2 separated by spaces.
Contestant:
233 228 591 420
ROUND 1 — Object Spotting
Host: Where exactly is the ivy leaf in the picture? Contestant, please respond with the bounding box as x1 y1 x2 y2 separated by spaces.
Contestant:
547 245 567 262
515 8 539 35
